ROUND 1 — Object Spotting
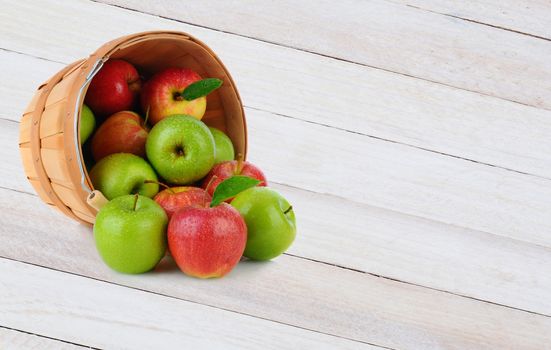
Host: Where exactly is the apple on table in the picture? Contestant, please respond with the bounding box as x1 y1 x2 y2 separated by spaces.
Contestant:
167 176 259 278
94 194 168 274
153 185 211 220
202 158 267 199
232 187 296 261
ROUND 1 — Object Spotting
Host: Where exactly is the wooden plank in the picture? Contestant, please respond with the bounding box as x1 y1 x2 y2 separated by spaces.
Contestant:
0 259 370 350
2 2 551 179
0 189 550 349
4 122 551 316
243 110 551 248
0 327 88 350
3 93 551 249
391 0 551 40
3 160 551 319
96 0 551 111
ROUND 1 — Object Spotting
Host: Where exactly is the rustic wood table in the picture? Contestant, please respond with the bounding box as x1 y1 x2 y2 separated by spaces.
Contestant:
1 1 551 349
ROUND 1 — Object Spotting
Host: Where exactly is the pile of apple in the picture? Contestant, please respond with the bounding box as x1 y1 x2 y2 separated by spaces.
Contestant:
80 59 296 278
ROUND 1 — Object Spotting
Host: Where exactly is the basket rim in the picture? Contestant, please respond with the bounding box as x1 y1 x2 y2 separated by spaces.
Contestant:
66 31 247 223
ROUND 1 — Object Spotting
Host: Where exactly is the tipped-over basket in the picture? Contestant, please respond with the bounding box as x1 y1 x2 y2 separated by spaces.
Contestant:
19 31 247 225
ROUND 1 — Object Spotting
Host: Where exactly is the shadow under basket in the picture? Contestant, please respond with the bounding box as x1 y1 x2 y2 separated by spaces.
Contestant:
19 31 247 225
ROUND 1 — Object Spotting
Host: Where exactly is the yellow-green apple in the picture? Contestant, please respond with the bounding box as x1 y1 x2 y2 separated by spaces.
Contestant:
231 187 296 260
94 194 168 274
91 111 148 161
80 104 96 144
202 159 267 198
85 59 141 117
140 68 206 125
146 115 215 185
209 127 235 164
89 153 159 200
153 185 212 220
168 202 246 278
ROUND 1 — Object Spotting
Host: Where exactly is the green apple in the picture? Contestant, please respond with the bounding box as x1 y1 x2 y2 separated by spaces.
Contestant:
231 187 296 260
80 104 96 144
146 115 215 184
89 153 159 200
94 195 168 274
209 127 235 164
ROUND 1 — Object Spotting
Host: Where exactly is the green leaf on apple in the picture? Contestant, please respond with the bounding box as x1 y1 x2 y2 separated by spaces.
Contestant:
183 78 223 101
211 176 260 207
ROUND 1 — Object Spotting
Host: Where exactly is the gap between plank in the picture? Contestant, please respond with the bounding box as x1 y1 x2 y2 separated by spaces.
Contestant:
6 103 551 256
244 106 551 182
1 183 551 321
0 256 389 349
284 253 551 319
0 47 66 65
2 46 549 183
394 2 551 43
92 0 551 113
0 325 100 349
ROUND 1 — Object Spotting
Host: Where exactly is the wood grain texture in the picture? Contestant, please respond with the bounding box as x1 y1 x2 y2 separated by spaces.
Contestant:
1 188 551 349
4 83 551 251
3 46 551 247
98 0 551 110
391 0 551 39
4 110 551 316
0 327 87 350
2 1 551 180
0 259 371 350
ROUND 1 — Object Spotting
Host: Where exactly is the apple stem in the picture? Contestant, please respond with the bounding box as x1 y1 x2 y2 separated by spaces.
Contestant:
133 194 139 211
143 105 150 127
144 180 174 194
236 153 244 174
284 206 293 214
205 175 218 207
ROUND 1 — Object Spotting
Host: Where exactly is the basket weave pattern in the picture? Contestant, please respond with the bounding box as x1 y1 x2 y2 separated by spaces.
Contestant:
19 31 247 224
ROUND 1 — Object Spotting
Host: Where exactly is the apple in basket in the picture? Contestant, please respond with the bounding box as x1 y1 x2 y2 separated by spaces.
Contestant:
140 68 222 125
146 115 215 185
91 111 148 161
85 59 142 117
209 127 235 164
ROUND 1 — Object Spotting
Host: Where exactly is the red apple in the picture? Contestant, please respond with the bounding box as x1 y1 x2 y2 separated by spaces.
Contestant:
154 186 211 220
85 60 141 116
91 111 148 161
168 203 247 278
140 68 206 125
202 160 267 198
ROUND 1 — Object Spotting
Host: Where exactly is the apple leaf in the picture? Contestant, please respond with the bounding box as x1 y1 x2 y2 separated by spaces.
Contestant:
183 78 223 101
211 176 260 207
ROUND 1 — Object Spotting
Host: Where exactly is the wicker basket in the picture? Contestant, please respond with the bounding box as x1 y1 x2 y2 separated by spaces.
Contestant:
19 31 247 225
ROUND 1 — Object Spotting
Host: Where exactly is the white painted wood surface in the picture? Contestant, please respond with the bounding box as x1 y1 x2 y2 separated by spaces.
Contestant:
2 187 551 349
5 1 551 181
0 328 86 350
4 51 551 249
3 112 551 316
99 0 551 110
1 0 550 348
391 0 551 39
0 259 371 350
